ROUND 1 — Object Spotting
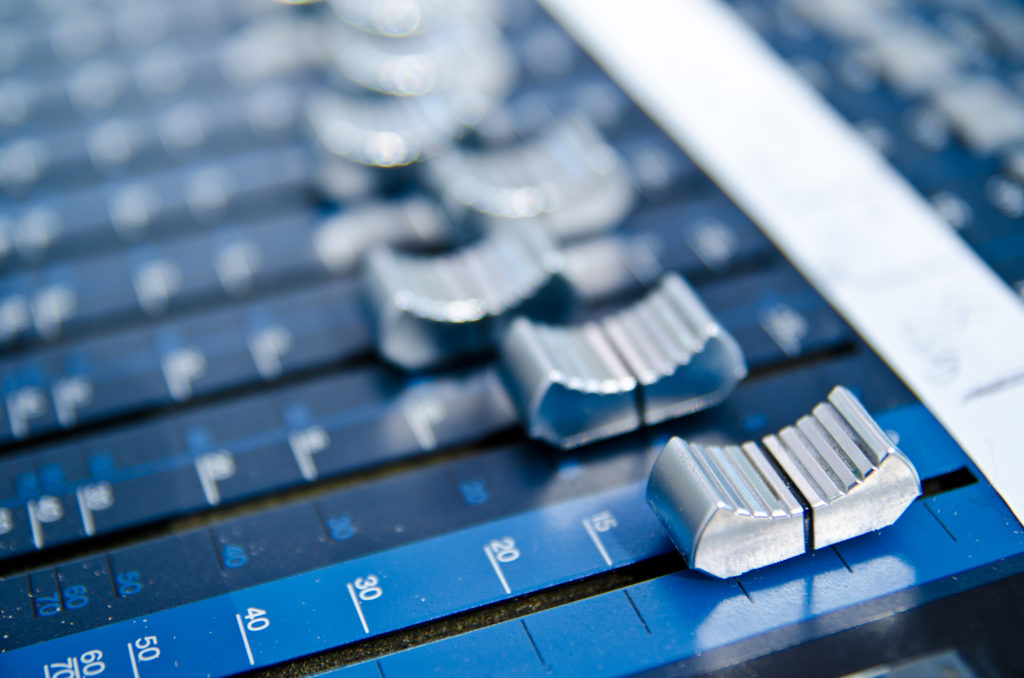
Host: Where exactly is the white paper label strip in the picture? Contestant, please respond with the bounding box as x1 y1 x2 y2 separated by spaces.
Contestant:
542 0 1024 524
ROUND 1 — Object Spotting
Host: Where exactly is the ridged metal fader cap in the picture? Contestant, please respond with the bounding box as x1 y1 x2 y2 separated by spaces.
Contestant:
647 438 806 578
426 116 635 240
324 16 514 98
364 224 573 370
646 386 921 578
327 0 504 37
500 272 745 448
307 90 478 167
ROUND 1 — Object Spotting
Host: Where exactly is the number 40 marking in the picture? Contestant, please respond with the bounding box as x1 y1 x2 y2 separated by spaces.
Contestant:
235 607 270 666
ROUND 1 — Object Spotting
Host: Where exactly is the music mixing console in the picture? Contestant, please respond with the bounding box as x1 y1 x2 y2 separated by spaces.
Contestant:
1 0 1023 675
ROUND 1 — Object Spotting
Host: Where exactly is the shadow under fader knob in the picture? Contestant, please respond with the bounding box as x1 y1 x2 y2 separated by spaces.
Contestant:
645 386 921 578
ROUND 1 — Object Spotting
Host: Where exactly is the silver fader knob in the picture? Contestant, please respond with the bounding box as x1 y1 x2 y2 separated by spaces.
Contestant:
646 386 921 578
312 196 454 275
426 116 636 240
364 224 573 370
307 90 481 167
501 316 641 449
324 17 515 98
647 439 806 578
328 0 505 37
500 272 746 448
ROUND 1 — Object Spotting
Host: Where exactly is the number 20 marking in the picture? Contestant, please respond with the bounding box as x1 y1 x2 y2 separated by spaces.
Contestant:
484 537 519 594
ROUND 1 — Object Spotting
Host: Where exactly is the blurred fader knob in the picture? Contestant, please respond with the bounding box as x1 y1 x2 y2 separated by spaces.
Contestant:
426 116 635 240
364 223 573 370
325 16 514 97
500 272 746 448
312 196 454 274
327 0 504 37
646 386 921 578
307 90 477 167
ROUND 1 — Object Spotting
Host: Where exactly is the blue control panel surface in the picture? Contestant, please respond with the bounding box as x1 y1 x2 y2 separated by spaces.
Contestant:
1 0 1023 676
2 405 1021 676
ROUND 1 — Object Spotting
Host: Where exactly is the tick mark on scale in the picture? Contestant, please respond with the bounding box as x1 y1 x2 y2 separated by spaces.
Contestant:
582 518 613 565
923 502 958 542
235 613 255 666
521 620 549 669
127 641 140 678
484 544 512 594
347 582 371 634
623 590 651 634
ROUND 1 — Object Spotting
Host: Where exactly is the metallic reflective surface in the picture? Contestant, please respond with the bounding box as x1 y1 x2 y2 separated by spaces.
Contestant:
647 386 921 578
327 0 504 37
766 386 921 549
313 196 453 274
605 274 747 425
427 116 635 240
308 0 515 166
306 90 480 167
500 272 745 448
324 16 514 97
647 438 805 578
364 224 572 369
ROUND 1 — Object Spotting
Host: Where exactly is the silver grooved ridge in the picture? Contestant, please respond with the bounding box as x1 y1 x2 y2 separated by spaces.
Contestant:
646 386 921 578
500 272 745 448
603 274 746 426
764 387 917 549
364 224 572 370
